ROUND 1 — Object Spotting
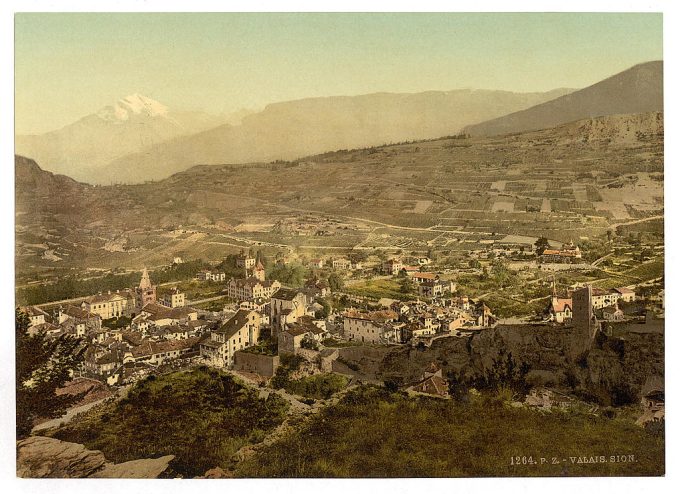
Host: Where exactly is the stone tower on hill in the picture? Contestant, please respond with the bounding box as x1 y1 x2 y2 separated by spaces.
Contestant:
572 285 599 342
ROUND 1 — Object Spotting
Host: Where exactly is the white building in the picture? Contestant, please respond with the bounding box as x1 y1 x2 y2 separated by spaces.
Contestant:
200 309 261 368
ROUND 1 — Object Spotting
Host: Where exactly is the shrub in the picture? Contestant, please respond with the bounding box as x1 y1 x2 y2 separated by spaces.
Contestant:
50 368 289 477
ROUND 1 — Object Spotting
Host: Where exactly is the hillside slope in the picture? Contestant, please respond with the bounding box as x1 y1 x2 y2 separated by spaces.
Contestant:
15 111 663 282
465 61 663 137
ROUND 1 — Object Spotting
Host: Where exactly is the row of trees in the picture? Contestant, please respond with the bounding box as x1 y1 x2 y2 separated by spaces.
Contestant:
17 259 205 306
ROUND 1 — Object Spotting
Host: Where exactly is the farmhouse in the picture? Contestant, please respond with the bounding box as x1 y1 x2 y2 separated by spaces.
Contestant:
382 258 403 275
418 279 454 298
82 290 136 319
411 272 439 284
540 242 582 263
236 251 256 270
304 278 331 298
160 287 186 308
548 296 572 323
125 337 200 366
197 270 226 282
278 315 327 353
307 258 324 269
599 304 625 322
410 365 449 397
58 305 103 335
332 258 352 271
24 306 48 327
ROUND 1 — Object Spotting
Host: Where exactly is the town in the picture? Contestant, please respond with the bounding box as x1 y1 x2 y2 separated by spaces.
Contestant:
12 13 666 479
19 239 664 423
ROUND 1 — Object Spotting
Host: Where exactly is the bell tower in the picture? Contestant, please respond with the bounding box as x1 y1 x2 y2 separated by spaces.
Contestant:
136 267 156 308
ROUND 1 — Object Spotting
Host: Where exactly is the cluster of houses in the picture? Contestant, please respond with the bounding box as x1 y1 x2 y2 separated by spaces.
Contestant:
19 238 667 417
547 283 637 324
23 250 504 388
540 241 582 263
343 296 496 345
306 257 363 271
22 270 223 386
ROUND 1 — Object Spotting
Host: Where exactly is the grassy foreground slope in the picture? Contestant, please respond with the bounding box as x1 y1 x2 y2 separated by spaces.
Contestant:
237 387 663 478
51 367 289 477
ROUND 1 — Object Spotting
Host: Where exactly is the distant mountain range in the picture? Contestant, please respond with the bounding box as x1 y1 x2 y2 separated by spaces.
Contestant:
15 61 663 185
16 88 573 184
464 61 663 137
15 94 233 182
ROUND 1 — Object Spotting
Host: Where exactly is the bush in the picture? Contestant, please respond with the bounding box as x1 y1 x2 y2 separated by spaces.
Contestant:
51 367 289 477
283 373 349 400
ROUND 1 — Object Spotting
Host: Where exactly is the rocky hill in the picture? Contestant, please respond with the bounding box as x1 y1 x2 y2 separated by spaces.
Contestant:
465 61 663 137
341 321 663 405
14 108 663 283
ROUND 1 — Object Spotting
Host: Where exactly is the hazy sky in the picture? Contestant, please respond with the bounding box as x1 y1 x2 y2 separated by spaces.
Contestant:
15 12 662 134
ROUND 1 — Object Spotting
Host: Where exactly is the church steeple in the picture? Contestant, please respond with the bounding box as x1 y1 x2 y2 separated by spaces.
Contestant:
253 260 266 281
139 267 152 289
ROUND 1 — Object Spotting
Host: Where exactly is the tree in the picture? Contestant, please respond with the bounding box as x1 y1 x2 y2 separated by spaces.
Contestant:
534 237 550 255
16 308 85 438
327 272 344 292
269 263 307 287
315 298 331 319
469 259 482 269
399 277 415 294
349 250 368 263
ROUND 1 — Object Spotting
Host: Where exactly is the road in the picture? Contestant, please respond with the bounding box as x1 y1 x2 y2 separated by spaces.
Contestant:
185 294 229 306
609 215 663 230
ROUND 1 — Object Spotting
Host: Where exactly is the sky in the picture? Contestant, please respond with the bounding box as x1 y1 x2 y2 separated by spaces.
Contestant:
14 12 663 135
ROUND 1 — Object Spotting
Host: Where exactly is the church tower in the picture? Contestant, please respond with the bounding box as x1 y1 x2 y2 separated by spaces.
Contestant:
136 267 156 308
253 260 266 281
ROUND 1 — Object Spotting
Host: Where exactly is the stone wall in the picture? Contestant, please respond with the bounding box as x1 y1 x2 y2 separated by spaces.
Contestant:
233 351 280 378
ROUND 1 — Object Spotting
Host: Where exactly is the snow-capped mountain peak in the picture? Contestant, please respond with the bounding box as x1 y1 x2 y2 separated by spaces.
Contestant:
97 93 169 122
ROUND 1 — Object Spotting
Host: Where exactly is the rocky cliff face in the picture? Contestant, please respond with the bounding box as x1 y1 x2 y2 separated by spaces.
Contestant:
16 436 174 478
340 322 663 404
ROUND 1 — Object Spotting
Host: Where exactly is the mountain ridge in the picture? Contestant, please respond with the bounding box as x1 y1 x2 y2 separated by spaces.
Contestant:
464 61 663 137
15 94 231 182
95 87 574 184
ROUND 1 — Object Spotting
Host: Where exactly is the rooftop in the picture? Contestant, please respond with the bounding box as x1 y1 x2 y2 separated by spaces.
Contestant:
215 309 255 339
272 287 304 301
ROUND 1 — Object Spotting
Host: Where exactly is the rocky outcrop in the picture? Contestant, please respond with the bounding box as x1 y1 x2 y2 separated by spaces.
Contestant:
201 466 234 479
342 321 663 404
17 436 174 478
17 436 107 478
91 455 176 478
